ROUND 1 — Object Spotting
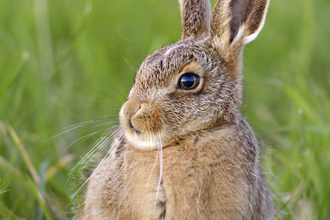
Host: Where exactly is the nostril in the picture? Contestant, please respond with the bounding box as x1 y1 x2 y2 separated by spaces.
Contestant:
132 102 142 115
131 103 142 117
123 100 142 118
129 120 134 129
129 119 140 134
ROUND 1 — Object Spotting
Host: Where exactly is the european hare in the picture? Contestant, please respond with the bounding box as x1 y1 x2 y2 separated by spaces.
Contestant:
82 0 274 219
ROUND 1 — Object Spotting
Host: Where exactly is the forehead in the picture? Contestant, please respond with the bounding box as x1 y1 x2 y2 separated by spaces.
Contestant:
135 43 210 86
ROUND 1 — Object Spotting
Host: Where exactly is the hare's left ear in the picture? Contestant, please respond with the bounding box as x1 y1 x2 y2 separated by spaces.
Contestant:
179 0 212 39
210 0 270 54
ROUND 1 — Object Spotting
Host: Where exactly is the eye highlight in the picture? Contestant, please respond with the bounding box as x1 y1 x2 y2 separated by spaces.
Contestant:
178 73 200 90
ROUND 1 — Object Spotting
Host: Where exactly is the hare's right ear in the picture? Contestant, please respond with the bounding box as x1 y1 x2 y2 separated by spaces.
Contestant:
210 0 270 56
179 0 212 39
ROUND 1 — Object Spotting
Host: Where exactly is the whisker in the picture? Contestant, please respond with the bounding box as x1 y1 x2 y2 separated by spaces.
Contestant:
92 102 122 110
85 68 128 102
116 24 146 58
80 128 118 170
71 130 124 200
70 100 122 111
89 88 124 105
93 116 119 122
107 86 127 103
122 56 136 72
154 134 163 212
67 135 105 179
80 130 117 171
62 128 106 154
92 121 119 130
47 119 106 141
148 146 159 184
65 118 112 129
67 128 116 178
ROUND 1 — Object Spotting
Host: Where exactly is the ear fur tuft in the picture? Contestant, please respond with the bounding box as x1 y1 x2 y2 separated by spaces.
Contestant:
179 0 212 39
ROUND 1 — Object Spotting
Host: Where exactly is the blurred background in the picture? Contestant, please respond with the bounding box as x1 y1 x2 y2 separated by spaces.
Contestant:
0 0 329 219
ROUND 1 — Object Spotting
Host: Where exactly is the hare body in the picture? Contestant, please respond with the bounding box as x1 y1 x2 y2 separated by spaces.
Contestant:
82 0 274 219
83 120 273 220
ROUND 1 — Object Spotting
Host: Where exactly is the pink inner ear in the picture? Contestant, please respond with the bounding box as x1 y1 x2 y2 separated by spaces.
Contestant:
229 0 254 42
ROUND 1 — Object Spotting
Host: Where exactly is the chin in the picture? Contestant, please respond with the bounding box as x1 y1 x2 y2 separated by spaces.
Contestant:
124 131 161 150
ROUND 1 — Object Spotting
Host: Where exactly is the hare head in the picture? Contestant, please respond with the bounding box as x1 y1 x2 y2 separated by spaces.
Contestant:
119 0 269 150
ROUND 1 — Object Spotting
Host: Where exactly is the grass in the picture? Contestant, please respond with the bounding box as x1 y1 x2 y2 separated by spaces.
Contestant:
0 0 329 219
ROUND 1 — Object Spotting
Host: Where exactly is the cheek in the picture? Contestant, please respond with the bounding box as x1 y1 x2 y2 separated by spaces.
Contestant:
162 96 221 134
160 99 198 131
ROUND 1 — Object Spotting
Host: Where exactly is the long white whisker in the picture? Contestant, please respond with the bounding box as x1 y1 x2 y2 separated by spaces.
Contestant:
91 121 118 129
62 129 106 154
153 134 163 212
68 134 108 177
90 130 124 175
71 131 124 200
92 73 128 102
89 88 124 105
148 146 158 184
91 102 122 110
47 119 108 141
67 126 118 178
82 127 120 166
80 131 115 171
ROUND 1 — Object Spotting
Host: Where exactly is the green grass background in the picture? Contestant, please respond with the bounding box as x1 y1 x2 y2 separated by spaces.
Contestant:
0 0 329 219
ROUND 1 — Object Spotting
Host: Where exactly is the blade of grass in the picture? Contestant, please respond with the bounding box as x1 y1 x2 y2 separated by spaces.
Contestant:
45 154 74 182
281 84 327 129
0 50 29 99
7 123 40 185
38 161 49 220
47 0 94 85
0 156 33 192
0 156 52 219
27 177 53 220
33 0 54 80
0 202 22 220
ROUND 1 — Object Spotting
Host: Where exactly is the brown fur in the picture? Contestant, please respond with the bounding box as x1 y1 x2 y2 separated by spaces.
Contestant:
179 0 211 39
81 0 274 219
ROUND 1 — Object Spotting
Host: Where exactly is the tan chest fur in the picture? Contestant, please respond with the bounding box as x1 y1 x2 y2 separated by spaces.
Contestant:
119 126 255 220
83 123 272 220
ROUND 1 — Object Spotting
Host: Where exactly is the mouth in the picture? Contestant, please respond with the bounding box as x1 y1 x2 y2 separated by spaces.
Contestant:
125 121 160 150
125 131 160 150
131 139 159 149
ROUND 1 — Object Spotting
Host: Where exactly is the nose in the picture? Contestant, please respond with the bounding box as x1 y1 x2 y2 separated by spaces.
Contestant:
121 99 142 124
120 98 161 134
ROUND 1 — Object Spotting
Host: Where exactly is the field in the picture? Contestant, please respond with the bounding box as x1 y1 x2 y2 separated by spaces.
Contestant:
0 0 329 219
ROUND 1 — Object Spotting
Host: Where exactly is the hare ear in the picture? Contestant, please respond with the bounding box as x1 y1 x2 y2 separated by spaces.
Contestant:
179 0 212 39
210 0 270 51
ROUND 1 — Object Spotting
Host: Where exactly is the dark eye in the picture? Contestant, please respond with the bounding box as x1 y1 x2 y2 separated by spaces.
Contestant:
178 73 200 90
